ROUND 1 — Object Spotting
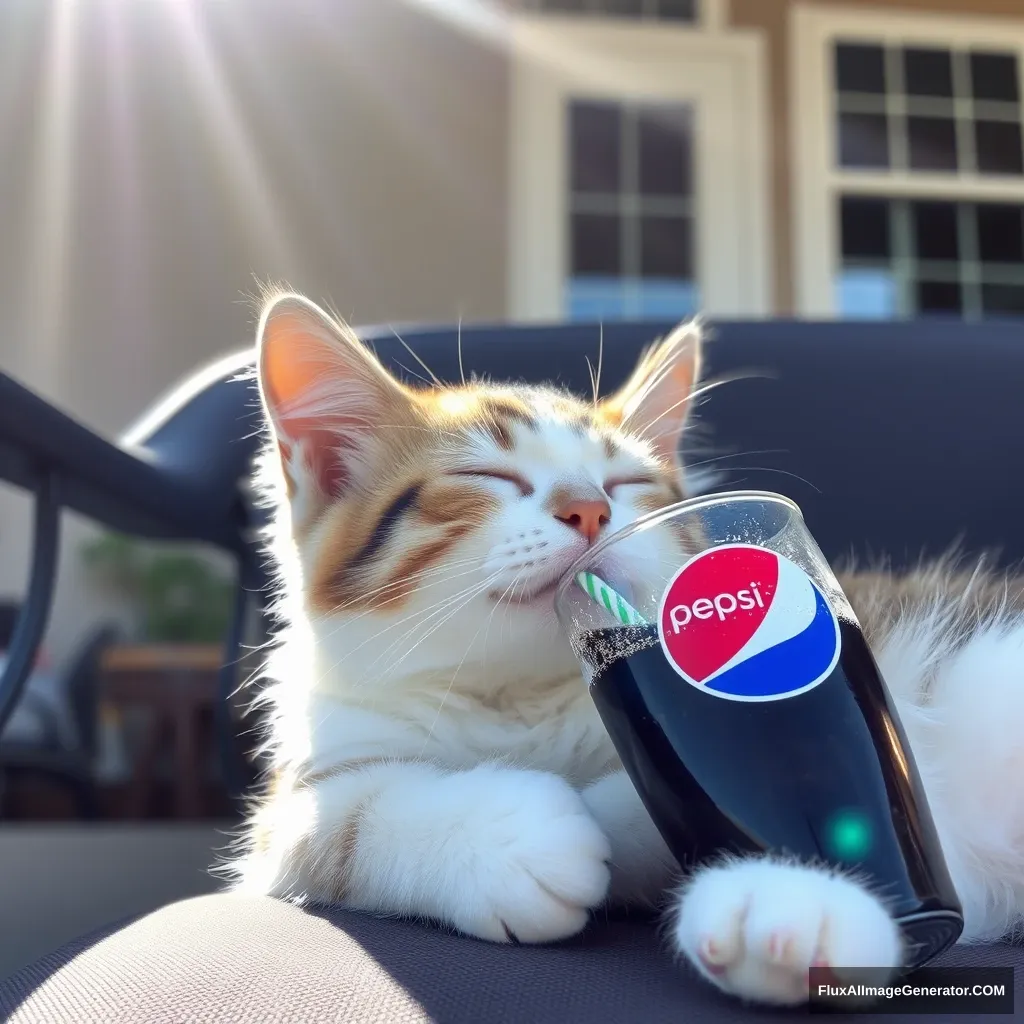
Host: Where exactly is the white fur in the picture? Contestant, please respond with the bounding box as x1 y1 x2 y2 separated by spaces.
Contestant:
229 305 1024 1008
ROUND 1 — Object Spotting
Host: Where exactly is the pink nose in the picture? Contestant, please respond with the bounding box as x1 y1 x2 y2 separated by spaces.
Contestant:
554 497 611 543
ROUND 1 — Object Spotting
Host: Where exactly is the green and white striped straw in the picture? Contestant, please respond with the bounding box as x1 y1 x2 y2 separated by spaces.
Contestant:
576 571 648 627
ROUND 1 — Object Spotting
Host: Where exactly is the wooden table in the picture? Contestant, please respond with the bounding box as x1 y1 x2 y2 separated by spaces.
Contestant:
100 644 224 820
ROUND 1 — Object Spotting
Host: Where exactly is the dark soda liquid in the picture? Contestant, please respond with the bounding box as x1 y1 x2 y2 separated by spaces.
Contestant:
582 620 964 968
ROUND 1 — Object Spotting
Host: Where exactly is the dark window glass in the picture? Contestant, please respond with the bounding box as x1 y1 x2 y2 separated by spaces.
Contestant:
974 121 1024 175
637 108 692 197
536 0 698 16
838 112 890 168
976 204 1024 264
658 0 698 20
982 283 1024 316
840 197 891 258
903 47 954 98
969 52 1020 103
916 280 963 314
640 215 692 279
604 0 647 15
912 201 959 260
571 214 621 275
835 43 887 94
907 117 958 171
541 0 588 11
570 102 621 193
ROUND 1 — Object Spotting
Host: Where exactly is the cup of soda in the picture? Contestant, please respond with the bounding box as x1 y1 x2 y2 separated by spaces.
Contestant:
554 490 963 969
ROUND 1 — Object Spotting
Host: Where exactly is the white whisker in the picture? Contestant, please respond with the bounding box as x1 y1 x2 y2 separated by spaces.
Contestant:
390 326 442 387
457 317 466 387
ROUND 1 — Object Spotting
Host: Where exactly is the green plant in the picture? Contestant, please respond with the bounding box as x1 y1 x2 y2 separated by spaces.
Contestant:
81 532 233 644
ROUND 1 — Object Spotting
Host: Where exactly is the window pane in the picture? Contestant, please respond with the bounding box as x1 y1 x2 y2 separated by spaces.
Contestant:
837 269 898 319
969 51 1020 103
907 116 958 171
981 283 1024 316
657 0 698 21
838 112 890 168
637 107 692 197
974 121 1024 175
532 0 698 17
976 204 1024 264
916 280 963 314
835 43 887 94
539 0 588 12
841 197 890 258
571 214 621 275
912 201 959 260
603 0 647 16
540 0 588 11
836 195 1024 321
903 47 954 98
570 103 621 193
640 215 692 279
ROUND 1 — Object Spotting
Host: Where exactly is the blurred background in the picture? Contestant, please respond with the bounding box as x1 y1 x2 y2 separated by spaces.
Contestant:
2 0 1024 976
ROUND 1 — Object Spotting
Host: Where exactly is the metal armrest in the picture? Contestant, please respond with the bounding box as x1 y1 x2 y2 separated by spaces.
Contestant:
0 362 255 548
0 362 265 802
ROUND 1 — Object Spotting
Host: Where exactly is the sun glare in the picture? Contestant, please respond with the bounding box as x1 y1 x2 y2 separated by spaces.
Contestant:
11 0 622 370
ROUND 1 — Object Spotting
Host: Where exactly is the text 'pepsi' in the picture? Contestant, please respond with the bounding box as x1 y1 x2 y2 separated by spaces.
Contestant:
655 544 842 702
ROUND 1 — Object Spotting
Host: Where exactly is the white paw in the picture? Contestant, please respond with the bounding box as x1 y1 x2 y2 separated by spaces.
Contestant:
451 770 612 945
670 858 902 1006
582 771 678 907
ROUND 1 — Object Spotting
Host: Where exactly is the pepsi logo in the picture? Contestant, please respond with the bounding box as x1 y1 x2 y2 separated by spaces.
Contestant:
657 544 841 702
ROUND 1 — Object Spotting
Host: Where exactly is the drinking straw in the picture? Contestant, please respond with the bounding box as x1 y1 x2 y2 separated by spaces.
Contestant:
575 571 649 626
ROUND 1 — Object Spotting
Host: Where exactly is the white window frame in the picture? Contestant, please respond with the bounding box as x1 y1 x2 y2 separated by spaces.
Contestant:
516 0 728 31
791 3 1024 318
507 2 772 321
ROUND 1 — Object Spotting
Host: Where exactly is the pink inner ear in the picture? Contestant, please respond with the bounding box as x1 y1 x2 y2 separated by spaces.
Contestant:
279 420 350 499
308 428 348 498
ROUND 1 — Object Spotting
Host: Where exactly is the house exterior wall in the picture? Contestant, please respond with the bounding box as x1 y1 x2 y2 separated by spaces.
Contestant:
0 0 511 657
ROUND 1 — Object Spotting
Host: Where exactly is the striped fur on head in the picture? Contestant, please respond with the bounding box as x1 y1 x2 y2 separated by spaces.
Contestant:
256 293 704 696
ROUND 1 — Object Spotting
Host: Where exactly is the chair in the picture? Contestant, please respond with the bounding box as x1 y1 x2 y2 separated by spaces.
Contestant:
0 624 118 818
0 601 20 648
1 319 1023 1021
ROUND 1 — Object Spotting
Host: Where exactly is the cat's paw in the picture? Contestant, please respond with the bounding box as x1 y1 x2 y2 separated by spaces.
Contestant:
582 770 678 906
670 857 902 1006
450 771 612 945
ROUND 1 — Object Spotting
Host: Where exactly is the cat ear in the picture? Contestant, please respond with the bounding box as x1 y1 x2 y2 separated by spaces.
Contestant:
600 320 702 466
256 292 410 503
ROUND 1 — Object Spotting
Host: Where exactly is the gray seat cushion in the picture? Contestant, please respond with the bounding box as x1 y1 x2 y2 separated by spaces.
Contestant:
1 894 1019 1022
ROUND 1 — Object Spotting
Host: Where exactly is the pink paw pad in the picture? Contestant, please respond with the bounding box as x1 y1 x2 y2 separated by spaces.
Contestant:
697 938 729 975
767 931 796 964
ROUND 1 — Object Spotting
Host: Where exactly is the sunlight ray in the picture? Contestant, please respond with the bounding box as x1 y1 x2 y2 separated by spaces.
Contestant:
161 0 302 275
25 0 79 386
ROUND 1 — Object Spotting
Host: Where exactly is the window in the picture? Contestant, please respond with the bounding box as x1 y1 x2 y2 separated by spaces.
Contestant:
834 42 1023 176
508 11 769 321
567 101 697 319
521 0 698 22
792 8 1024 320
838 196 1024 318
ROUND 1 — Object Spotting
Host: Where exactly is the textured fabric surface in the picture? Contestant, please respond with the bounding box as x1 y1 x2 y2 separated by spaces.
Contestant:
1 894 1019 1023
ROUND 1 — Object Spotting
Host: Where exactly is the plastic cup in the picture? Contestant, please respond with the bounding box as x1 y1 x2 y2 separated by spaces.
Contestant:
555 490 963 969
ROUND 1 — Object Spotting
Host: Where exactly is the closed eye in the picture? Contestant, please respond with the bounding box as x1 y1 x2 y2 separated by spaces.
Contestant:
604 476 657 495
450 468 534 497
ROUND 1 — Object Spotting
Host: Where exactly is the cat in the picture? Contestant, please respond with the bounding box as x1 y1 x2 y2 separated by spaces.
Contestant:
226 291 1024 1007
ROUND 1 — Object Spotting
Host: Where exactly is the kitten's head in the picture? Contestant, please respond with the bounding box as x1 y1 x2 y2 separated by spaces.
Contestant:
257 293 702 690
